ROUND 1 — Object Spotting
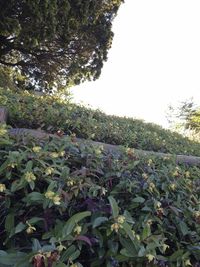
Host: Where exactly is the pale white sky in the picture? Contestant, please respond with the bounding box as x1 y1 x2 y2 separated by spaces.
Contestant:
71 0 200 128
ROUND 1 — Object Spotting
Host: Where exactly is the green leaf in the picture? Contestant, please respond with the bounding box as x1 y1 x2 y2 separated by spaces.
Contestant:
141 225 151 240
0 251 27 266
170 249 184 261
23 192 44 204
108 240 119 254
32 239 42 251
15 222 26 234
69 250 80 261
5 213 14 234
108 196 119 218
62 211 91 237
138 246 146 257
179 221 189 236
60 245 76 262
27 217 43 225
11 179 25 192
132 197 145 203
0 159 9 174
122 222 135 241
25 160 33 171
120 248 135 258
92 217 108 228
119 236 138 256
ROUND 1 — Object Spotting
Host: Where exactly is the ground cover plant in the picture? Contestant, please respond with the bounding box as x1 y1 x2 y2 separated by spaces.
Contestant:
1 88 200 156
0 124 200 267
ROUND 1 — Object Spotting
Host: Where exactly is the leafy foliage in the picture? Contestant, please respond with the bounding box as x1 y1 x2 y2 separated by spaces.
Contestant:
0 0 123 91
1 88 200 156
0 124 200 267
167 100 200 141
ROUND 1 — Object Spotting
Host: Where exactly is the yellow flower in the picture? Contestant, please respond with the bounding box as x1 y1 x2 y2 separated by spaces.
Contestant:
50 152 59 158
147 159 153 166
0 125 7 136
53 195 61 205
0 183 6 192
146 220 153 226
185 171 190 178
45 167 54 175
32 146 42 153
26 225 36 234
45 190 55 200
155 201 161 208
74 225 82 235
142 173 148 180
117 215 126 224
111 223 120 233
24 172 36 182
185 259 192 266
126 148 135 156
162 244 169 252
169 183 176 191
26 221 36 234
59 151 65 157
146 254 155 262
67 180 75 186
70 264 78 267
193 211 200 219
149 182 155 192
57 244 66 252
172 170 179 177
135 234 140 241
9 163 17 168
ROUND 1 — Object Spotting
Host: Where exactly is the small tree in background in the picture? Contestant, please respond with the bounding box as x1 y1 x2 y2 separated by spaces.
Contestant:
167 99 200 141
0 0 123 91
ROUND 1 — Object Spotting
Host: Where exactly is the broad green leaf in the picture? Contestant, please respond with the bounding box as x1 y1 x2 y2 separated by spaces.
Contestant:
32 239 42 251
138 246 146 257
122 222 135 241
60 245 76 262
25 160 33 171
120 248 135 258
141 225 151 240
108 196 119 218
62 211 91 237
23 192 44 203
28 217 43 225
0 251 27 266
108 240 119 254
92 217 108 228
69 250 80 261
15 222 26 234
170 249 184 261
5 213 14 234
119 236 138 256
132 197 145 203
179 221 189 236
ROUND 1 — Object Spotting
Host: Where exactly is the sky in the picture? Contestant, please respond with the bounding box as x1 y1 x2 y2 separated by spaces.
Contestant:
71 0 200 128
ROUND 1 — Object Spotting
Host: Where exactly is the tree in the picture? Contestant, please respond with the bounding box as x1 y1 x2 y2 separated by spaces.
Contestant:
0 0 123 91
167 99 200 140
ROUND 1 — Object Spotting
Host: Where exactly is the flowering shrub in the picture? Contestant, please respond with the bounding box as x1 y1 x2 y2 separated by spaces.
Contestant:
1 88 200 156
0 124 200 267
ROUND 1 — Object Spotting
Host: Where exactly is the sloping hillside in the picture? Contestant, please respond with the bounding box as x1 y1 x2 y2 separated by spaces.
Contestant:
1 88 200 156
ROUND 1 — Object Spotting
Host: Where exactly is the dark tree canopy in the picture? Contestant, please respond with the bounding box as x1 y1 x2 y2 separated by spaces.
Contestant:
0 0 123 91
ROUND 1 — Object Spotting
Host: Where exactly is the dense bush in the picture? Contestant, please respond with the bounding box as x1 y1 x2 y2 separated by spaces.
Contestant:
1 88 200 156
1 124 200 267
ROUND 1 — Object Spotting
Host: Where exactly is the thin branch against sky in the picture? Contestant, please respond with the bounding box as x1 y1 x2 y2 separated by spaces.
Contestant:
71 0 200 128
